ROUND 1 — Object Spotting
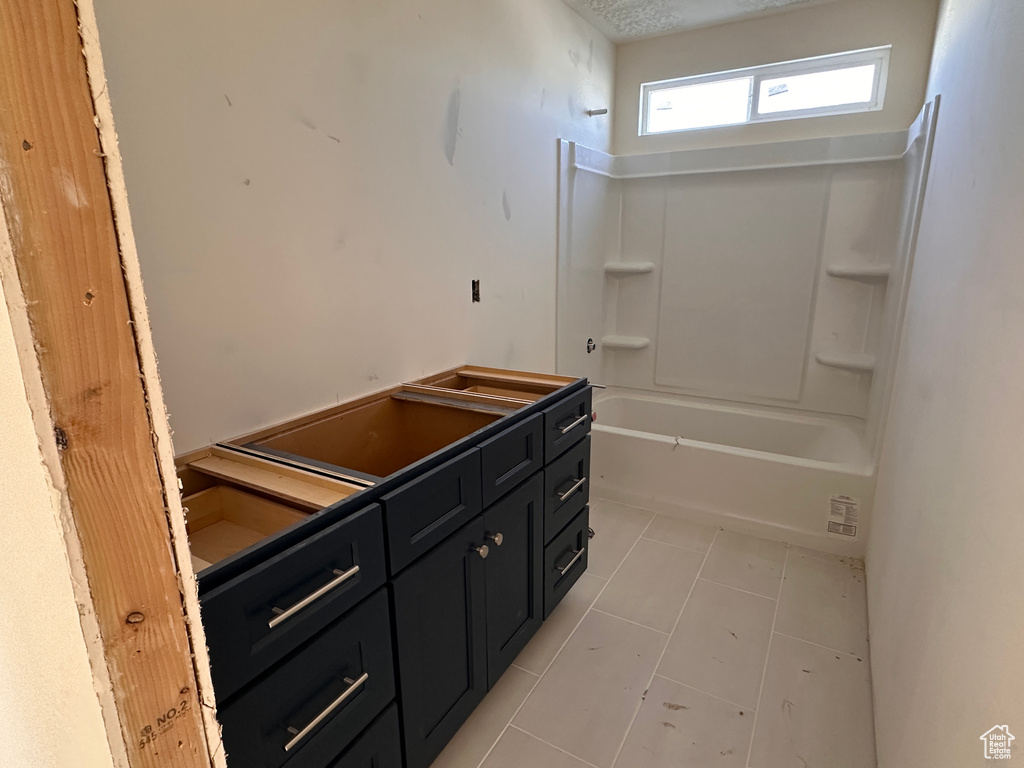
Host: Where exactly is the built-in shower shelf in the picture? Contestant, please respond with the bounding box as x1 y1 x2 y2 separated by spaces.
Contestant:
605 261 655 276
826 264 892 282
602 335 650 350
815 352 876 373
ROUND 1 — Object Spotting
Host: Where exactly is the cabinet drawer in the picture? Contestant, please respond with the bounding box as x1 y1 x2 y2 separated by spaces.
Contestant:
382 448 482 574
543 436 591 543
543 386 592 461
544 507 589 619
219 589 396 768
201 505 386 701
325 703 402 768
479 413 543 507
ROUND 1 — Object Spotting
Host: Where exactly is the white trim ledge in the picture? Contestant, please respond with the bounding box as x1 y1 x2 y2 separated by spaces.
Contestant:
573 130 909 180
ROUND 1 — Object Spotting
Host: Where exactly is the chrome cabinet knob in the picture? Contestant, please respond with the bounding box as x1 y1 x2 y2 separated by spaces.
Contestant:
487 532 503 547
474 544 490 559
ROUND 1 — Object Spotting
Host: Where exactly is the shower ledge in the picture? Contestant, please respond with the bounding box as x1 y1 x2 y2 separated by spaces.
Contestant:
605 261 655 276
826 264 891 282
602 335 650 350
815 352 876 373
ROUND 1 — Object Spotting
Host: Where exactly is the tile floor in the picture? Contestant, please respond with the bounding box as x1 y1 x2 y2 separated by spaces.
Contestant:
430 498 876 768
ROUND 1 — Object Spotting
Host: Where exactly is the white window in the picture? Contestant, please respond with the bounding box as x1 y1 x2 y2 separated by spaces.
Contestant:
640 46 891 136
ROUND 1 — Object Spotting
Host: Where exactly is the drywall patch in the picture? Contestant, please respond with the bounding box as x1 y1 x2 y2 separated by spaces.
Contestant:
444 84 461 166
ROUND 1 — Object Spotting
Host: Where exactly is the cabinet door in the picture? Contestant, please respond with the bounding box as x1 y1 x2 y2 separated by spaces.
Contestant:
482 474 544 688
392 517 488 768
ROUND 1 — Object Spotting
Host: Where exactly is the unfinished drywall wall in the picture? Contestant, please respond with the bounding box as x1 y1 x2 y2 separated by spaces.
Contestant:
866 2 1024 766
613 0 938 155
0 276 116 768
91 0 614 453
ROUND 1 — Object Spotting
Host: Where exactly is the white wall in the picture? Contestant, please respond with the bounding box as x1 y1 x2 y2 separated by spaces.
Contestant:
613 0 938 156
0 277 115 768
92 0 614 453
867 2 1024 766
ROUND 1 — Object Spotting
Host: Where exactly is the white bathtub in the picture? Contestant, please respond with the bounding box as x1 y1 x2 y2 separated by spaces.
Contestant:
591 389 876 556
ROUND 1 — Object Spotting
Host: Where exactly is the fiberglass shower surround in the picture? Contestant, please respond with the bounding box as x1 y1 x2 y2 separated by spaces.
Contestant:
557 100 937 556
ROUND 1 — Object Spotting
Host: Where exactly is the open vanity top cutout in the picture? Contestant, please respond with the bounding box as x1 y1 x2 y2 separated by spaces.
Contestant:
186 444 364 509
412 366 574 400
180 444 368 573
225 366 578 480
239 393 500 478
177 365 584 582
391 366 575 416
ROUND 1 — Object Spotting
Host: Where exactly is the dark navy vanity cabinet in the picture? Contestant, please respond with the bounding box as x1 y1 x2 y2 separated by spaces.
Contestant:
178 367 592 768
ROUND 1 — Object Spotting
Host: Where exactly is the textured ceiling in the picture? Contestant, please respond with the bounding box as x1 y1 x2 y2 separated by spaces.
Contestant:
563 0 839 42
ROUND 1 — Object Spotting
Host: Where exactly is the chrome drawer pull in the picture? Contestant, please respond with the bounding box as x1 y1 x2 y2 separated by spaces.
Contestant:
558 548 586 576
268 565 360 629
558 477 586 502
558 414 589 434
283 671 369 752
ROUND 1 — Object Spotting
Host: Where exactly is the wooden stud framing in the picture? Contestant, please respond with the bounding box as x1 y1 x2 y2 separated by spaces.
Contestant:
0 2 220 766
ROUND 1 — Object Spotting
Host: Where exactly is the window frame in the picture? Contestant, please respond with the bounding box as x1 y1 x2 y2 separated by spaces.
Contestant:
639 46 892 136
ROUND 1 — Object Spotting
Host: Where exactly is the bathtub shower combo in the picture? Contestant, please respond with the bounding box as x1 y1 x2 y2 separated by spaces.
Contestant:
557 101 938 555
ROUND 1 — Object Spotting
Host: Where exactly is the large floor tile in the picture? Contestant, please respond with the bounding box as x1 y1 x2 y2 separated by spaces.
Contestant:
481 727 593 768
586 500 655 579
513 610 667 768
774 547 869 657
614 675 753 768
594 538 704 632
657 579 776 709
749 633 875 768
514 573 605 675
700 529 788 597
642 514 719 554
431 665 539 768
